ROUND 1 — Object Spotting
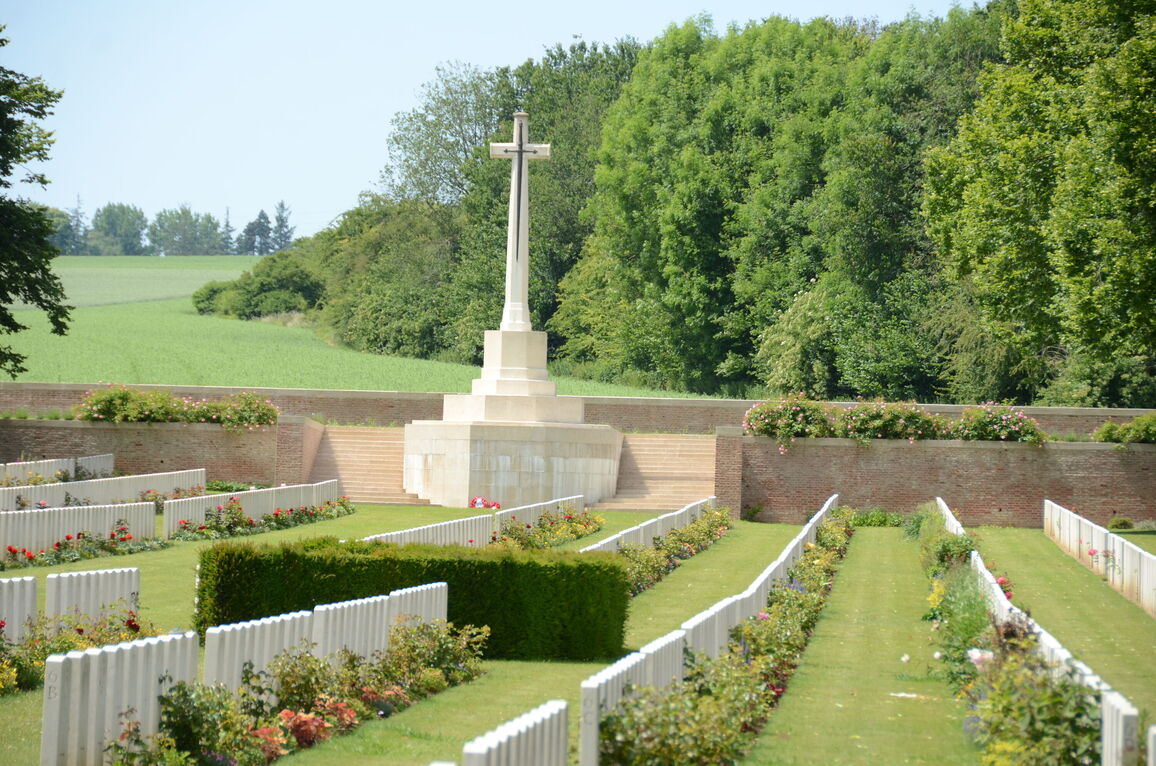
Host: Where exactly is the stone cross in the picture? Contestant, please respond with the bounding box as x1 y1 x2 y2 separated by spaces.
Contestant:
490 112 550 332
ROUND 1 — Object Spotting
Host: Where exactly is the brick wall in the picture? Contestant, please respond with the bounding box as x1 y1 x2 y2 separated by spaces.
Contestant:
737 437 1156 528
0 419 278 485
2 382 1147 437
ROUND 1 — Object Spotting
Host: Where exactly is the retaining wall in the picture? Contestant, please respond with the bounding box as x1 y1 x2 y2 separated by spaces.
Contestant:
721 434 1156 527
1 381 1147 437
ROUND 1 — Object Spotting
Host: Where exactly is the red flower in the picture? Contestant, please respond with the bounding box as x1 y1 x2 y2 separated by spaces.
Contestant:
25 551 34 560
65 534 73 541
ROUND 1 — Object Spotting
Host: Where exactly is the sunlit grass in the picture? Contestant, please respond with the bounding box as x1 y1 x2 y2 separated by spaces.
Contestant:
750 528 979 765
10 256 707 397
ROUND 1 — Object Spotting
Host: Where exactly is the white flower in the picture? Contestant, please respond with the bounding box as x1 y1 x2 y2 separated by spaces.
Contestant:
933 651 942 660
900 654 910 663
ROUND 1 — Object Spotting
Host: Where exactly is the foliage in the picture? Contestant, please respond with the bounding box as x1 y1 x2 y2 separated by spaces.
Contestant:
1106 516 1133 531
953 402 1047 445
139 486 206 514
601 512 852 764
489 507 603 549
0 604 160 694
618 508 734 596
73 385 279 431
924 0 1156 407
106 619 487 765
742 394 835 449
554 9 1003 396
197 251 324 320
840 507 906 527
926 565 994 691
836 400 952 443
170 497 356 541
148 205 225 256
194 538 629 660
0 27 71 379
0 517 168 571
966 618 1102 765
89 203 150 255
1093 412 1156 444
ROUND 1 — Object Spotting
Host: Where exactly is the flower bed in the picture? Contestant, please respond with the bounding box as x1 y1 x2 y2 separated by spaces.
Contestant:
104 619 488 765
170 497 355 541
0 517 169 571
489 506 604 550
743 396 1047 448
600 512 853 763
909 505 1102 762
0 605 161 694
74 385 279 432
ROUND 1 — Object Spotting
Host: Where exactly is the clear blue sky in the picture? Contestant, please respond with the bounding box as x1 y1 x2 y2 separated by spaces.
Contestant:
6 0 965 238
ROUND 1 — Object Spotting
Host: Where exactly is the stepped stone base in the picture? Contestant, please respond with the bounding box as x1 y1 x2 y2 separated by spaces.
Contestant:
403 420 622 509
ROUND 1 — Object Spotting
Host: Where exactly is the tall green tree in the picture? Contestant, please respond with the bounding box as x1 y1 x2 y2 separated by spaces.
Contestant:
237 210 272 255
0 27 71 377
924 0 1156 405
147 205 223 255
220 208 235 255
89 202 148 254
270 201 294 252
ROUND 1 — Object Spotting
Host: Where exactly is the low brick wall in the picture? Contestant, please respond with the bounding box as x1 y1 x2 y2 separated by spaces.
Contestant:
0 419 279 486
1 381 1148 437
725 435 1156 527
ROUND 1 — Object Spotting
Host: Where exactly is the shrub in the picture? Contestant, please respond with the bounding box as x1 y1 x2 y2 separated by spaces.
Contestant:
73 386 279 432
1107 516 1134 530
1093 412 1156 444
489 506 603 549
0 605 161 693
171 497 355 541
195 539 628 661
835 400 951 443
742 394 835 449
966 619 1102 765
191 280 231 315
839 506 905 527
953 402 1047 445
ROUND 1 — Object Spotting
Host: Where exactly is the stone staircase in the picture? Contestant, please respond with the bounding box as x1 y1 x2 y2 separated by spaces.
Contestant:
308 426 427 505
591 433 716 511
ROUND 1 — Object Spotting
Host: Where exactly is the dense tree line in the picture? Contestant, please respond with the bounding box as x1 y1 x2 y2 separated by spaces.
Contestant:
200 0 1154 406
45 201 295 256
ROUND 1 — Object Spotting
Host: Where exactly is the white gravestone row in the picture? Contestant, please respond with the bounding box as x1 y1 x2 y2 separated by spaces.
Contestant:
0 454 114 485
576 494 840 766
40 581 449 765
0 568 140 645
0 502 154 554
460 699 569 766
940 498 1143 766
0 468 206 512
162 479 343 537
578 496 716 554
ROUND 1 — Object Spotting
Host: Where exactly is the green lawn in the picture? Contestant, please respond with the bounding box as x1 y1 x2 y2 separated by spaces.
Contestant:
748 528 979 765
8 256 710 398
1117 529 1156 555
977 527 1156 717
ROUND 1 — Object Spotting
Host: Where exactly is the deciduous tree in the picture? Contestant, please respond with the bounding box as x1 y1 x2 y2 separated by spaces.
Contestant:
0 27 71 377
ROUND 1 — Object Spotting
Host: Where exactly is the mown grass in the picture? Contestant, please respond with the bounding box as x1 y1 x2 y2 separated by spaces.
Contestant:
749 528 979 765
976 528 1156 718
0 512 799 766
9 256 708 398
1118 529 1156 555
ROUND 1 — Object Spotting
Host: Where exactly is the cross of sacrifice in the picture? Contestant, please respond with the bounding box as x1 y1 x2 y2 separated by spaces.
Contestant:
490 111 550 332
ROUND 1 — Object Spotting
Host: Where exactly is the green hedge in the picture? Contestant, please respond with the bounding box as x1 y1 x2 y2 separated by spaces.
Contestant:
194 537 629 661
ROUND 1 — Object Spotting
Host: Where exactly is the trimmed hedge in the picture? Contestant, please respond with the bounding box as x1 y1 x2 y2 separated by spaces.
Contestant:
194 537 629 661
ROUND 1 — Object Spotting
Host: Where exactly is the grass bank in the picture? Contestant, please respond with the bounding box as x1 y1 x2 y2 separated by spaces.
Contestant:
748 528 978 765
10 256 710 398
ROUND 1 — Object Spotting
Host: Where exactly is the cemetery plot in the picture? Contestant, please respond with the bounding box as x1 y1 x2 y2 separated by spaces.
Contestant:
747 528 978 764
977 527 1156 717
0 468 205 512
0 455 113 486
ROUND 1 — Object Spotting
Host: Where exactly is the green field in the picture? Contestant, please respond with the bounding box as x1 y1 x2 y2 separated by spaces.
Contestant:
8 256 710 397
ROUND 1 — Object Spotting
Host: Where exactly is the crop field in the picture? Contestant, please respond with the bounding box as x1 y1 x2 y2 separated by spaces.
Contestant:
8 256 705 397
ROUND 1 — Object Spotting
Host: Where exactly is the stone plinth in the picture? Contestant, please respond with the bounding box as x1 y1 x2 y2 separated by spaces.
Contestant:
403 420 622 509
